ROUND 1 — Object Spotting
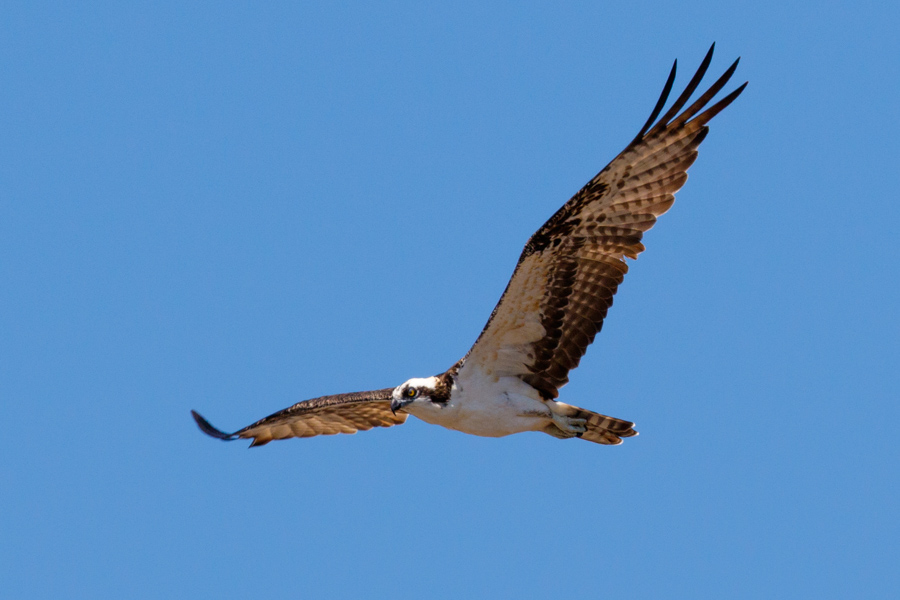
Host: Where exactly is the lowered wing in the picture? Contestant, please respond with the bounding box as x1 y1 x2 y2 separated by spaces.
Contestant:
191 388 406 447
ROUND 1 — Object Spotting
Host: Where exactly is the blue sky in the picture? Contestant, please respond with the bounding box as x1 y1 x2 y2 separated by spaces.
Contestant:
1 1 898 598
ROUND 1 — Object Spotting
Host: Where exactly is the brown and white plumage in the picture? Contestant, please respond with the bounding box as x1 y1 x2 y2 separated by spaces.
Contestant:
192 45 745 448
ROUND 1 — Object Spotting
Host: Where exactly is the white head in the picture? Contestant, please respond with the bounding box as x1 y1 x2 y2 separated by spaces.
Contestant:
390 375 451 416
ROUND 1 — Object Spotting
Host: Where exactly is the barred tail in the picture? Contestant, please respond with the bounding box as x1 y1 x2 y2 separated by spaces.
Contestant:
544 401 638 445
577 408 638 445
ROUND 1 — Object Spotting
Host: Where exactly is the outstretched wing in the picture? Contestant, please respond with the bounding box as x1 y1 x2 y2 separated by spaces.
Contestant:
191 388 406 447
461 44 746 400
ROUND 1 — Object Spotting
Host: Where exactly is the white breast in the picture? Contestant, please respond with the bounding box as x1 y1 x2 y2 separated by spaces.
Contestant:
406 365 551 437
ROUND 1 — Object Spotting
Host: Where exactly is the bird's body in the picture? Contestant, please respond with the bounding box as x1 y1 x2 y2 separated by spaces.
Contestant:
191 45 746 448
390 365 637 444
401 371 549 438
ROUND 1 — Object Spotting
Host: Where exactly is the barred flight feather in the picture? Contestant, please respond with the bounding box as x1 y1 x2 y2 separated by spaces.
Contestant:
462 43 746 400
191 388 405 447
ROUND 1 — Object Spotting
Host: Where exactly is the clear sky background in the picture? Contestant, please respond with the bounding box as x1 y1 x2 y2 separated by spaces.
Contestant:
1 1 897 598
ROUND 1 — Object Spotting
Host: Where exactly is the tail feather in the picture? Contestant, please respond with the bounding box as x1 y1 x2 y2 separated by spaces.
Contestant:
579 413 637 444
546 401 638 445
581 409 638 445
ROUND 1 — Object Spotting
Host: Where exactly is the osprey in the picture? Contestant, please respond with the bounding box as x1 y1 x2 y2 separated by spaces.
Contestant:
192 45 746 447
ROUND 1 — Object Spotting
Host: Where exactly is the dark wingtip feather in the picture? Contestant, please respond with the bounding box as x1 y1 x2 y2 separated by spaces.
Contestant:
671 56 743 127
191 410 239 441
651 43 716 133
631 59 677 145
690 79 748 125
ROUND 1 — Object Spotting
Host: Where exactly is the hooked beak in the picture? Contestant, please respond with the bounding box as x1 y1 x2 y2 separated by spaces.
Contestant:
390 398 410 415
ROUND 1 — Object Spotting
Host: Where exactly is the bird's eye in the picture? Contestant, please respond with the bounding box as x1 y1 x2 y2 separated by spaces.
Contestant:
404 387 418 399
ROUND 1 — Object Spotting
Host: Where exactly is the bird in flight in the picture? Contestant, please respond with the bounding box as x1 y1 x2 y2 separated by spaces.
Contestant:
192 44 746 447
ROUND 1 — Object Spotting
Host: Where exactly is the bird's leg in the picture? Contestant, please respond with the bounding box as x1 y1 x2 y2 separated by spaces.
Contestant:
543 400 588 437
550 412 587 436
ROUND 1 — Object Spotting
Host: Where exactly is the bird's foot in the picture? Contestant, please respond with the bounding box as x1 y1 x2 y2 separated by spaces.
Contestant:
551 414 587 437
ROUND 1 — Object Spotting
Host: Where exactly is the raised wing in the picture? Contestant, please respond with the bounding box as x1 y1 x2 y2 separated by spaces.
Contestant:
191 388 406 447
461 44 746 400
